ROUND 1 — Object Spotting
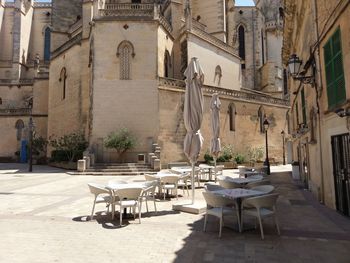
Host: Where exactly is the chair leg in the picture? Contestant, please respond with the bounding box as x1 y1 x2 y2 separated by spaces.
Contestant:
176 188 178 200
119 206 123 226
274 215 280 235
145 198 149 212
133 206 136 220
203 213 208 232
90 196 97 220
258 214 264 239
153 196 157 212
219 216 223 238
235 210 241 233
186 184 190 196
138 203 141 224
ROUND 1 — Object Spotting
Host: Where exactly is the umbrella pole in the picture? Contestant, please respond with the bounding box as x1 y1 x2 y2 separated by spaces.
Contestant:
191 162 195 205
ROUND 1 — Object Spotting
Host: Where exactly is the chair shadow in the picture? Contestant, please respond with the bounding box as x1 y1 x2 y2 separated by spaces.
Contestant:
72 209 181 229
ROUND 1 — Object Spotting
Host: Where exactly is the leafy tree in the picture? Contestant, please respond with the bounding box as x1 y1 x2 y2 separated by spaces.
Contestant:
32 135 48 156
49 133 88 162
104 128 137 157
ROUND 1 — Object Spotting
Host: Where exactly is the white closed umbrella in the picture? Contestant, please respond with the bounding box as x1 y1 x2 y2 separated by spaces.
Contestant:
183 57 204 205
210 93 221 169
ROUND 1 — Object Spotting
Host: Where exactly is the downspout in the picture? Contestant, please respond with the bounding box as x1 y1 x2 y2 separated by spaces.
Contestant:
313 0 325 204
252 8 256 90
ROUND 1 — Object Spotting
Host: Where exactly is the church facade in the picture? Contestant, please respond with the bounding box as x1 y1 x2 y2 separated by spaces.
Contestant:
0 0 289 166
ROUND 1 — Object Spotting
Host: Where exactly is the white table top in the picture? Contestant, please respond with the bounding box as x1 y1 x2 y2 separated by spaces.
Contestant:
223 175 263 184
198 164 215 169
155 171 181 178
212 188 264 199
170 166 200 174
106 182 149 191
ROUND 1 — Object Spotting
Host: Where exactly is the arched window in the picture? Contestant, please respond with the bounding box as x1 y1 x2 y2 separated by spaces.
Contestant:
164 50 172 78
117 41 135 80
44 27 51 62
59 68 67 100
238 25 246 69
229 103 236 131
15 119 24 141
214 65 222 86
258 106 265 133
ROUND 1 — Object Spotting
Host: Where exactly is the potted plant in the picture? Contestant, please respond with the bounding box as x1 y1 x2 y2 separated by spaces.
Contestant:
104 128 137 163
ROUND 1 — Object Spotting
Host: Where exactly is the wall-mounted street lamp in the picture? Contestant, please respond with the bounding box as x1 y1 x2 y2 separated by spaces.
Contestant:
263 118 271 175
287 54 315 85
28 117 35 172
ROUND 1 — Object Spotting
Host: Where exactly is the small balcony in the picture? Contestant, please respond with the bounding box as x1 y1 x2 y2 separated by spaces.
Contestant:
99 3 155 18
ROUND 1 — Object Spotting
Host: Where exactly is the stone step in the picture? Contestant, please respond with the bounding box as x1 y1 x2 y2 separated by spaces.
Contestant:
85 168 155 172
92 163 151 169
68 171 158 176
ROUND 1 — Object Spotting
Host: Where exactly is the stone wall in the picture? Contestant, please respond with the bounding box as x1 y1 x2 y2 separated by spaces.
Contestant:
187 34 241 90
158 85 289 166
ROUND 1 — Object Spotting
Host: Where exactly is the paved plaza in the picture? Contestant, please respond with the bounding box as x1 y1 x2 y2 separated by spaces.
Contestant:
0 163 349 263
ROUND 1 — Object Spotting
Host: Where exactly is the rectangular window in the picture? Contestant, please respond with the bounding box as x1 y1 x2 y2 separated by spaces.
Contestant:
323 28 346 109
301 88 307 125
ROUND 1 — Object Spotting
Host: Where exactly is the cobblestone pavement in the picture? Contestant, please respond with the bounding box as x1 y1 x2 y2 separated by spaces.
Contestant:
0 163 349 263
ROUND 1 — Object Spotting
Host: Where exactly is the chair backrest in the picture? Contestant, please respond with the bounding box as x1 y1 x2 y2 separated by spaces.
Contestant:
145 174 158 181
214 165 224 174
237 166 246 173
204 183 225 192
160 175 180 185
88 183 109 196
246 179 271 188
250 185 275 194
218 179 240 189
180 172 191 181
115 187 143 201
243 193 279 209
108 180 128 185
202 191 233 208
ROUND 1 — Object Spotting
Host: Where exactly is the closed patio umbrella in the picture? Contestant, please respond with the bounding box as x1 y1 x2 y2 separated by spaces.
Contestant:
210 93 221 169
183 57 204 205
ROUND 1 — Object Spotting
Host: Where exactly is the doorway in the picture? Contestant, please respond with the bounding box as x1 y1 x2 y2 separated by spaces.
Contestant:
331 133 350 216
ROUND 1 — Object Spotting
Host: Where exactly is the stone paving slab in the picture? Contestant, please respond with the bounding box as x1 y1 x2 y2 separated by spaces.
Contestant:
0 163 349 262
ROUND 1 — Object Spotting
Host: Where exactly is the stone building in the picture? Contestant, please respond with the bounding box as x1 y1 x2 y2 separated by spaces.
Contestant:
0 0 290 167
283 0 350 215
0 0 51 161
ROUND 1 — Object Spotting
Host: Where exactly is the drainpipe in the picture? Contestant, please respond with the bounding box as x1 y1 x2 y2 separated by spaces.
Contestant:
252 9 256 90
313 0 325 204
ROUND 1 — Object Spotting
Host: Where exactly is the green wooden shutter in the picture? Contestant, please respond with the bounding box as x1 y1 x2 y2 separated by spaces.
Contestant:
323 28 346 109
301 88 307 124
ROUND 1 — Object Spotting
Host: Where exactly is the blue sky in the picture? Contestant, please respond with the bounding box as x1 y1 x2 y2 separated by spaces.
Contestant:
235 0 255 6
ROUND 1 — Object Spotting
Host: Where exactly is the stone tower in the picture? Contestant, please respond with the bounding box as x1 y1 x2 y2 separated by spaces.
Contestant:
51 0 82 50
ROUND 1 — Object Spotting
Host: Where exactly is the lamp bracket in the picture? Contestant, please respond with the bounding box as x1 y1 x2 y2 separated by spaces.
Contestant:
293 75 315 85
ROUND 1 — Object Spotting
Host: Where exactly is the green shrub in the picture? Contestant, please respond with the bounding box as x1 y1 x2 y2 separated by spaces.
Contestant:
50 150 70 162
49 133 88 162
204 152 214 164
234 154 245 164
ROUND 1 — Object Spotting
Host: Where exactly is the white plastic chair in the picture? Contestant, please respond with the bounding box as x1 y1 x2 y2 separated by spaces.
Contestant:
177 172 191 196
241 193 280 239
246 179 271 189
250 185 275 194
160 175 179 200
88 183 112 220
112 187 143 226
202 191 241 237
213 165 224 182
140 181 158 213
218 179 241 189
204 183 225 192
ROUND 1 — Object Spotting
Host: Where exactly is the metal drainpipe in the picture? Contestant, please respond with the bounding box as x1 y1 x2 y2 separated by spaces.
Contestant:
313 0 325 204
252 9 256 90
